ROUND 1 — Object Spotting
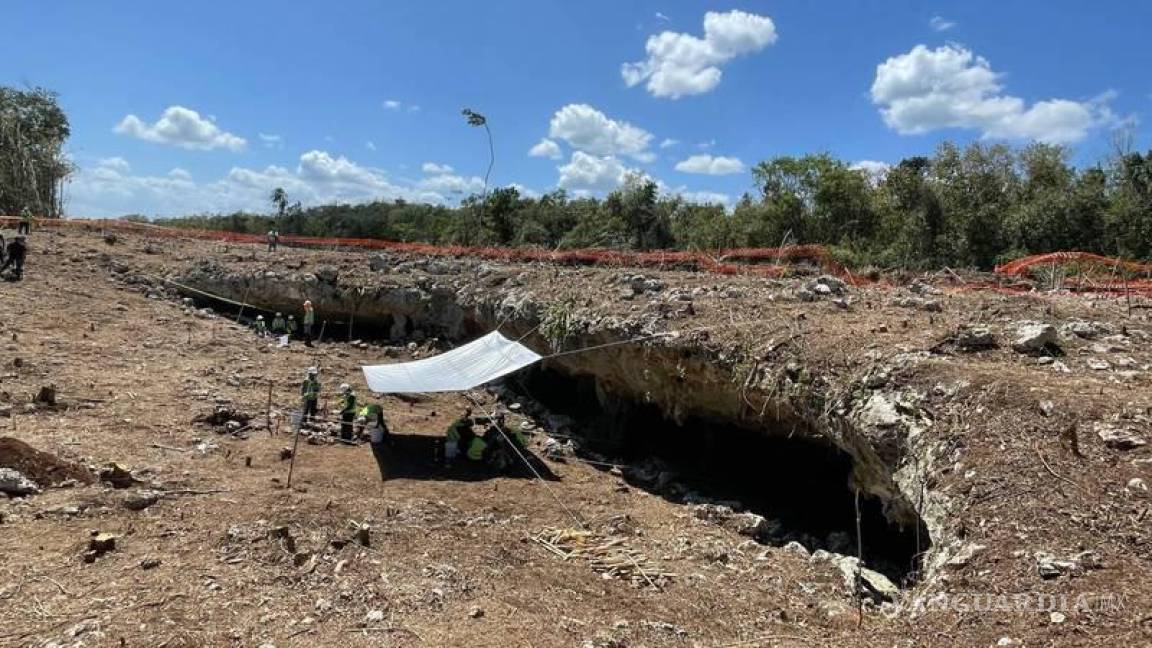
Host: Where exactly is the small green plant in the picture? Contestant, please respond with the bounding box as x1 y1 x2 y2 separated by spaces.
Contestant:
539 301 577 353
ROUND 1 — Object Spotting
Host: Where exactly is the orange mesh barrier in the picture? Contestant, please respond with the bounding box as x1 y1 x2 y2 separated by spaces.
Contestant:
5 216 1149 294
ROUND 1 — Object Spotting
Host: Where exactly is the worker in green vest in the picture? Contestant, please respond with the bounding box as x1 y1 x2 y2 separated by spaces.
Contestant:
302 300 316 347
287 315 299 337
18 208 31 235
466 432 488 462
270 312 287 335
443 407 474 465
300 367 321 426
253 315 267 337
337 383 357 441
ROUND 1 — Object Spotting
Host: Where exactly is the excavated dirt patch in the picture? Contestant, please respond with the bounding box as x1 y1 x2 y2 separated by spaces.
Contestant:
0 436 95 486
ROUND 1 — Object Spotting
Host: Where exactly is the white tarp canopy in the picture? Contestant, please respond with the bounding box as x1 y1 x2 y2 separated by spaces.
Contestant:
361 331 543 394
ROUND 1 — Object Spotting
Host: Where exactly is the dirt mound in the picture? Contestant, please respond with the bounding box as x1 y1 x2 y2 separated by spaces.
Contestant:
0 437 94 486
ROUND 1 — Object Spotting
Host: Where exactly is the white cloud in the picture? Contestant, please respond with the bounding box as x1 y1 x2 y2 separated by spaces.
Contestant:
66 150 465 218
673 188 730 205
871 44 1114 144
417 173 484 195
548 104 654 161
674 154 745 175
622 9 778 98
655 12 670 22
114 106 246 151
383 99 420 113
698 139 716 149
929 16 956 32
98 157 131 174
365 141 377 151
528 138 563 160
850 160 890 185
557 152 633 191
659 138 680 149
421 162 455 175
258 133 283 149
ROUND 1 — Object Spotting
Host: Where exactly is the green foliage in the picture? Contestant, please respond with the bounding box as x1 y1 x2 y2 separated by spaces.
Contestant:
0 86 72 217
154 140 1152 268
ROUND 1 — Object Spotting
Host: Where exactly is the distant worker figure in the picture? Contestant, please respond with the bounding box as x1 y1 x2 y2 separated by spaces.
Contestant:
286 315 298 337
361 403 393 482
302 300 316 347
443 407 475 465
300 367 321 426
356 402 391 442
337 383 357 441
466 427 489 462
270 312 287 335
18 208 31 235
0 235 27 281
253 315 268 337
266 229 278 252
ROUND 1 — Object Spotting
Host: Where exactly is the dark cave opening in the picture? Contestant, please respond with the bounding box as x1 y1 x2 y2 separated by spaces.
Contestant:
508 365 930 585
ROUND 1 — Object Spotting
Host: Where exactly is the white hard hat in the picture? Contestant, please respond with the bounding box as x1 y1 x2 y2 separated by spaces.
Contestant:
307 366 318 374
256 315 264 320
340 383 350 391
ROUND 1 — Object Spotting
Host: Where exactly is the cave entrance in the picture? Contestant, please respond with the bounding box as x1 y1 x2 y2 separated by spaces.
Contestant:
509 365 930 585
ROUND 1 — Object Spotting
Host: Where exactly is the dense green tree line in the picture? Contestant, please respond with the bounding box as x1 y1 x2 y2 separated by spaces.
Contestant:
163 140 1152 269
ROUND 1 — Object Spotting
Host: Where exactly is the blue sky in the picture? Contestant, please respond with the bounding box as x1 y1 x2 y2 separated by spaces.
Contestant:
3 1 1149 217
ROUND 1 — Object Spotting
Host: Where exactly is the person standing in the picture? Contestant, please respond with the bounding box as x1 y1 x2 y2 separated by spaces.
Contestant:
17 208 31 235
266 229 276 252
302 300 316 347
337 383 357 441
300 367 321 426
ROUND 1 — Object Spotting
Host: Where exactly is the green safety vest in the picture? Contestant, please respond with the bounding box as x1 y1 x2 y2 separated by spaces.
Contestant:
301 378 319 400
340 392 357 414
271 316 286 331
287 319 298 333
467 436 487 461
254 320 267 333
303 309 315 325
20 211 30 223
359 404 381 418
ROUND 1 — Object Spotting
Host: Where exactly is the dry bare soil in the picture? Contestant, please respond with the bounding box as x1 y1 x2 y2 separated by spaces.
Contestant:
0 228 1150 647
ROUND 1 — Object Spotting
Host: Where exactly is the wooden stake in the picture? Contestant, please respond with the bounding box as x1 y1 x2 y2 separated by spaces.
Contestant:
286 412 304 488
854 487 863 629
265 381 273 431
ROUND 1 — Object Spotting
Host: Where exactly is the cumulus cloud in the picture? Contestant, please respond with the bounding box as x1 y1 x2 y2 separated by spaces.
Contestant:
421 162 455 174
672 188 730 205
67 151 457 218
528 138 563 160
674 154 745 175
548 104 654 161
114 106 246 151
850 160 891 185
871 44 1115 144
622 10 777 98
557 152 634 191
929 16 956 32
417 173 484 195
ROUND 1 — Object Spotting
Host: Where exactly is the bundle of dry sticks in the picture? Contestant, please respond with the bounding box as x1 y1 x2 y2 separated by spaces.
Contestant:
531 527 673 588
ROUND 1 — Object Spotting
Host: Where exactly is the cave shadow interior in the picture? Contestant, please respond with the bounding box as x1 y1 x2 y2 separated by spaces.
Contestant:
511 366 931 585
